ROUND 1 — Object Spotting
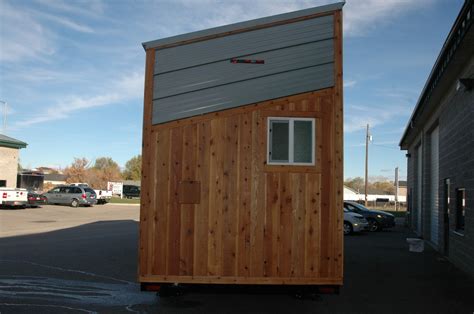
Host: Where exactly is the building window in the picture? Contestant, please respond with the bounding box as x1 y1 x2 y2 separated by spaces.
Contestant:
267 117 315 165
455 188 465 232
0 180 6 187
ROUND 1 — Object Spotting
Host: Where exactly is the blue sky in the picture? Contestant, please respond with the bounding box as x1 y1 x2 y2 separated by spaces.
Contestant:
0 0 463 180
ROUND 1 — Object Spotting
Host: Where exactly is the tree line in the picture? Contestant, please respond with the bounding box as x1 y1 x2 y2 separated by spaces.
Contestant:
344 177 396 195
45 155 141 191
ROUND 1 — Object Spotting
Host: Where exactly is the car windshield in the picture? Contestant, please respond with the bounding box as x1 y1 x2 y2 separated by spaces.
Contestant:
348 202 369 211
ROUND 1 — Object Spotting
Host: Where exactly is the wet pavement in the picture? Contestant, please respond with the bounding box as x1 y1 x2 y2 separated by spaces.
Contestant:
1 206 473 313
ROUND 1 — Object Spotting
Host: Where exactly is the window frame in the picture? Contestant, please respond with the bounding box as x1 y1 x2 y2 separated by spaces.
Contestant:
267 117 316 166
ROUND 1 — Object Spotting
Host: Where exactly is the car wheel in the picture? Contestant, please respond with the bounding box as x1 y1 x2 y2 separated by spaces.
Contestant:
71 199 79 208
368 219 380 232
343 221 353 235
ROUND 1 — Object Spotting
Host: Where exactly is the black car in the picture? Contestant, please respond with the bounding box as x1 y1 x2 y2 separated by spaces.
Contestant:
343 201 395 231
27 191 46 208
123 185 140 199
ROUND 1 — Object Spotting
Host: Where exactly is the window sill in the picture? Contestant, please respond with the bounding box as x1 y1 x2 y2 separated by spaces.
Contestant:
452 230 465 237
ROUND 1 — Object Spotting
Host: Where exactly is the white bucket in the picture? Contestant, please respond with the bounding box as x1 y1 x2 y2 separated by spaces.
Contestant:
406 238 424 253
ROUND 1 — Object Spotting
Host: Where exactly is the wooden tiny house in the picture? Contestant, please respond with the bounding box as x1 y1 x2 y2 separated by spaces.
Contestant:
139 2 344 289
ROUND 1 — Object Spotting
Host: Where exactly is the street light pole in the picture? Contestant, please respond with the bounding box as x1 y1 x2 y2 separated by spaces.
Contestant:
365 124 370 207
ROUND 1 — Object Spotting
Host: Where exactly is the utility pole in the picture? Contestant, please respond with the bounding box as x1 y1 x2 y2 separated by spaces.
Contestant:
395 166 399 211
365 124 370 207
0 100 6 134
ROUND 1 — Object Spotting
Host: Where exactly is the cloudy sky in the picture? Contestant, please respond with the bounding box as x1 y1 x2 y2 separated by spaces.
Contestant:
0 0 463 179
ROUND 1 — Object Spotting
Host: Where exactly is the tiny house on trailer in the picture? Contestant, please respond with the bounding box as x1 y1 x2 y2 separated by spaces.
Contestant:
139 2 344 291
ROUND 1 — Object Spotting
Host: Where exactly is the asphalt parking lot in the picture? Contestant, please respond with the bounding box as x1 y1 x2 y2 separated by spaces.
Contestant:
1 205 473 313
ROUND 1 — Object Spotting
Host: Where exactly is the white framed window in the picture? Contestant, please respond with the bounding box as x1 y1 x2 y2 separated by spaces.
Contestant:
267 117 315 165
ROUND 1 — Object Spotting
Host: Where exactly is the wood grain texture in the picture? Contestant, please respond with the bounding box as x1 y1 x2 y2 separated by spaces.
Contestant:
139 11 343 285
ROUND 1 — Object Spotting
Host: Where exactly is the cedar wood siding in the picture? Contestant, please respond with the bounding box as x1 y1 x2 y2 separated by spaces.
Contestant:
139 9 343 285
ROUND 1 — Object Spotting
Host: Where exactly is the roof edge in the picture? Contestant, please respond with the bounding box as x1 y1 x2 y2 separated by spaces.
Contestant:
399 0 473 149
142 2 344 50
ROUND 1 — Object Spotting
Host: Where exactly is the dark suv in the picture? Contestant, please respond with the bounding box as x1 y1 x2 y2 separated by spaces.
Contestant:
43 185 97 207
123 185 140 199
343 201 395 231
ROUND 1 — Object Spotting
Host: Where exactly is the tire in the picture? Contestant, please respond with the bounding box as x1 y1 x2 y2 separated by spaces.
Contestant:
368 219 380 232
71 199 79 208
343 221 353 235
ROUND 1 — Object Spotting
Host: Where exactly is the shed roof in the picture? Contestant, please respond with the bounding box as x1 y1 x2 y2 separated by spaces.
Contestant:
399 0 473 148
0 134 27 149
142 2 344 50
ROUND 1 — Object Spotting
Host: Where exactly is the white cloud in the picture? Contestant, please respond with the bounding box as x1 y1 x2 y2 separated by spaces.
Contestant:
0 1 55 62
344 103 410 133
344 79 357 88
344 0 436 36
14 72 143 127
34 10 95 33
34 0 105 18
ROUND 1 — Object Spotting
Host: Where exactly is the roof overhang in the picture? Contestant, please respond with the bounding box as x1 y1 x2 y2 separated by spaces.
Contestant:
0 135 27 149
142 2 344 50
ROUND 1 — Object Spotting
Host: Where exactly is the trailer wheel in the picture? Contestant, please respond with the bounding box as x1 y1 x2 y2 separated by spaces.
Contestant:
158 284 183 297
71 199 79 208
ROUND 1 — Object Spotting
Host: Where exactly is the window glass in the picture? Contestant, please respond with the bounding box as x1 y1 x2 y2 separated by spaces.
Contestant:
85 188 95 194
270 120 289 162
294 120 312 163
456 188 465 232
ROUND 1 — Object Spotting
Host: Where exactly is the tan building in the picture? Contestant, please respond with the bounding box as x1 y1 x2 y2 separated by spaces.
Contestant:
0 134 27 188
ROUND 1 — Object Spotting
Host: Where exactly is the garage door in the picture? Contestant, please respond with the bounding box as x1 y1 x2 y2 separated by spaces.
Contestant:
430 126 439 247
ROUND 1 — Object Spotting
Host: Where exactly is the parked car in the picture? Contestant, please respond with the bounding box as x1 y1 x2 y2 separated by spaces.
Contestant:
344 201 395 232
123 185 140 198
343 208 369 235
27 191 46 207
70 183 112 204
0 188 28 209
42 185 97 207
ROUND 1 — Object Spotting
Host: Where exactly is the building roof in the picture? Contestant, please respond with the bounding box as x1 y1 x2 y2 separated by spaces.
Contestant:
44 173 67 181
400 0 474 148
0 134 27 149
142 2 344 50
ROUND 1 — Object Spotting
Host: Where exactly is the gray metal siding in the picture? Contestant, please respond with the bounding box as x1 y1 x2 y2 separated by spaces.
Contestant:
152 14 335 125
153 63 333 124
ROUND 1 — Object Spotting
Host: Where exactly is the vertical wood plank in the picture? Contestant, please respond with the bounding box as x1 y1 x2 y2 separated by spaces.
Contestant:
279 172 292 277
249 111 265 277
208 118 224 276
139 48 155 276
180 124 197 275
167 127 183 276
333 10 344 279
152 129 170 275
304 173 321 277
264 173 279 277
222 115 239 276
237 112 252 277
291 173 306 277
194 121 210 276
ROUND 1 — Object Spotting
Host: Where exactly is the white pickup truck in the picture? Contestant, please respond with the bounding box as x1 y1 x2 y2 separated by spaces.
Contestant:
0 188 28 208
69 183 112 205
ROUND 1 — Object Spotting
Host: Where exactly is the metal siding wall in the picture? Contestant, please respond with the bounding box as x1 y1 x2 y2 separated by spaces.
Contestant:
153 15 335 125
430 126 439 246
152 64 333 124
417 144 423 236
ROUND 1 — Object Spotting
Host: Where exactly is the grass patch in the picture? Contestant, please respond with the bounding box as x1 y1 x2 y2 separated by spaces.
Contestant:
108 197 140 204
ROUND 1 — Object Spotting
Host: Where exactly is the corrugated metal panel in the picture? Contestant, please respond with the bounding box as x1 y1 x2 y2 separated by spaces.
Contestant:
142 2 344 50
430 126 439 246
155 16 333 74
154 39 333 99
152 63 333 124
151 6 338 125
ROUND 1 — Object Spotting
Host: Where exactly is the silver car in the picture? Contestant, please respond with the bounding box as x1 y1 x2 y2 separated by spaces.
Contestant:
43 185 97 207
